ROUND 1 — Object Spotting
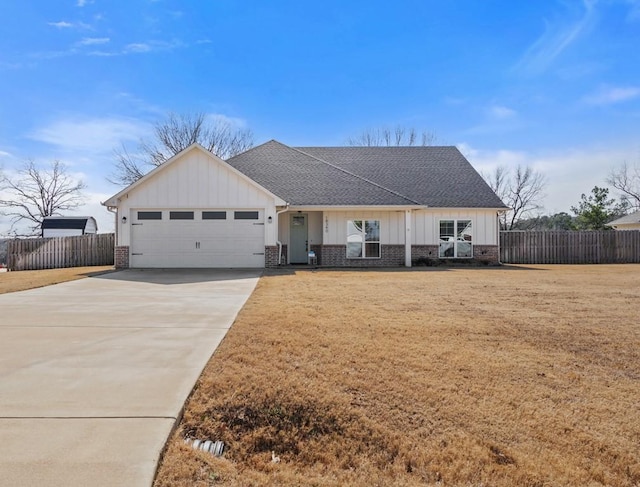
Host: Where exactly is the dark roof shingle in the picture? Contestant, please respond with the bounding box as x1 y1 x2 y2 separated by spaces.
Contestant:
41 217 90 230
226 140 506 208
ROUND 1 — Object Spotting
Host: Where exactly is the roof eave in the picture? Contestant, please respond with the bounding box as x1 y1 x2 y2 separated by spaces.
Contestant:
284 204 426 211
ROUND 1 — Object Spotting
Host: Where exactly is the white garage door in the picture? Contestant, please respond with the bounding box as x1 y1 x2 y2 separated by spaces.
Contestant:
130 209 265 268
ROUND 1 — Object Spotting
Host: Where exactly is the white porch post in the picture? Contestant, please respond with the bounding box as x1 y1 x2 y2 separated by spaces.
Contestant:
405 210 412 267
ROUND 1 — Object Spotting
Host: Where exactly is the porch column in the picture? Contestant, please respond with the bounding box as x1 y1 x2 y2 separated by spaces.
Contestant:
405 210 412 267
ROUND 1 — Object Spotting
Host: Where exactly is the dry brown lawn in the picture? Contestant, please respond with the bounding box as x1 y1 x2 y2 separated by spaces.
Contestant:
0 266 114 294
155 265 640 487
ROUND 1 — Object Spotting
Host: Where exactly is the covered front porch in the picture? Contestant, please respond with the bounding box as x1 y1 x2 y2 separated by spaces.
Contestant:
275 208 414 267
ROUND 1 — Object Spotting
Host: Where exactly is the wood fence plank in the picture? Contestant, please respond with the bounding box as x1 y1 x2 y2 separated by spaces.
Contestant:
7 234 114 271
499 230 640 264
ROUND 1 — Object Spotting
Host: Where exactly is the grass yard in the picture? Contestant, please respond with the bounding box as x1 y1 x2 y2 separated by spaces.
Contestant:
0 266 114 294
154 265 640 487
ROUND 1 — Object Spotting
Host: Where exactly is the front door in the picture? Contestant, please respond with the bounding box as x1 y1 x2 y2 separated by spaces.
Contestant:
290 214 308 264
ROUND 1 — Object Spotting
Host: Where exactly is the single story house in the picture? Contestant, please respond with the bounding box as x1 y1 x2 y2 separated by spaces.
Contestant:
41 216 98 238
102 141 508 268
606 210 640 230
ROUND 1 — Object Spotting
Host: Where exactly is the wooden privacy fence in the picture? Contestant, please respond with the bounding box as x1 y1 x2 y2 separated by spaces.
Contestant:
500 230 640 264
7 233 114 271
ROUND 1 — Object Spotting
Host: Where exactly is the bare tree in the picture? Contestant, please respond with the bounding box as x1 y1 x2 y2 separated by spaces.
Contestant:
110 112 254 186
348 125 437 146
607 161 640 210
0 160 86 236
483 165 546 230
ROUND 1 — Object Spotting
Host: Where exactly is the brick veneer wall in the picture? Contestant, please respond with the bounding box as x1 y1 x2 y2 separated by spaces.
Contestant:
265 246 278 268
472 245 500 264
320 244 405 267
265 244 288 268
411 245 439 262
115 246 129 269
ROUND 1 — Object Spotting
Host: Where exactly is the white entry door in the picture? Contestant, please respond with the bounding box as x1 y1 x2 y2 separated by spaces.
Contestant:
130 209 265 268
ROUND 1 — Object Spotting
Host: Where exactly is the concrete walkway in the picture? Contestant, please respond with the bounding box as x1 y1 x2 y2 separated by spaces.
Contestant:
0 269 260 487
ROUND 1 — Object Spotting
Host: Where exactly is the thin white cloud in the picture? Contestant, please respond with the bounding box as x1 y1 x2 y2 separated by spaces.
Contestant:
121 39 184 55
463 104 522 136
28 117 152 154
76 0 94 6
48 21 73 28
47 20 92 30
488 105 517 120
124 43 152 53
584 86 640 105
87 50 118 57
77 37 110 46
513 0 597 76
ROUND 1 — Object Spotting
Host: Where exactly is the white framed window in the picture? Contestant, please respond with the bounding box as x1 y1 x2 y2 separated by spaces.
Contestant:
439 219 472 258
347 220 380 258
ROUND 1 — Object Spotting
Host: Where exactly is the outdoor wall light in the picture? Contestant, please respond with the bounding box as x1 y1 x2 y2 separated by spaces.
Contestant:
122 216 127 224
268 216 273 224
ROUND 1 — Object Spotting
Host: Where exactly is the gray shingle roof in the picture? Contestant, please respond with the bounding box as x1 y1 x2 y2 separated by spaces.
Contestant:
607 210 640 226
226 140 507 208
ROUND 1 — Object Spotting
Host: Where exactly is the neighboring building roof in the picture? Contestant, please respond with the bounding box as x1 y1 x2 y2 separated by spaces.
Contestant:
606 210 640 226
41 216 93 230
227 141 507 208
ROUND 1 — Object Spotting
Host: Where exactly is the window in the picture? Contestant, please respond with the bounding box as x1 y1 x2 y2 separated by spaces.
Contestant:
234 211 259 220
347 220 380 258
170 211 194 220
439 219 472 258
137 211 162 220
202 211 226 220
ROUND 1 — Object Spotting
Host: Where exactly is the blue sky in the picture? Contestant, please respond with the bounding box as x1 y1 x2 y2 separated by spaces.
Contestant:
1 0 639 233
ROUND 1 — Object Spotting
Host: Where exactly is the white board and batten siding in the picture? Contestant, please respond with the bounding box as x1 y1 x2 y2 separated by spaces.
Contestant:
113 146 279 268
413 209 499 246
322 209 499 246
323 210 405 245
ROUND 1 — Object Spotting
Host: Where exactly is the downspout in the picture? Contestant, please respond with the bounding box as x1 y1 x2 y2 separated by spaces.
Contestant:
106 205 118 242
275 204 290 265
106 205 118 267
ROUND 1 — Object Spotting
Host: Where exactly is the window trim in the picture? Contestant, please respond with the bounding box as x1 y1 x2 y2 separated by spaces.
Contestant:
439 219 473 259
346 219 381 259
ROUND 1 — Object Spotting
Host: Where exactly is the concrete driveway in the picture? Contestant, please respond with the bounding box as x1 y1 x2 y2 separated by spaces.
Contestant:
0 269 260 487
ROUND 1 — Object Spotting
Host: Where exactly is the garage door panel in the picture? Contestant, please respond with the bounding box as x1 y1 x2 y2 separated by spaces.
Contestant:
130 209 265 268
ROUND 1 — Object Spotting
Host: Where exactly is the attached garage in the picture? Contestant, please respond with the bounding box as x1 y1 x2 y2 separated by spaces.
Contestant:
130 209 266 268
103 144 285 269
